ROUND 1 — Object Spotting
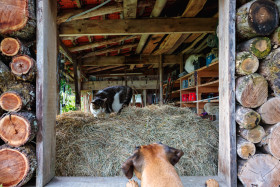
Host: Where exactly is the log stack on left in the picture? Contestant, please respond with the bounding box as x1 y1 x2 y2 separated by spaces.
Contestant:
236 1 280 186
0 0 37 186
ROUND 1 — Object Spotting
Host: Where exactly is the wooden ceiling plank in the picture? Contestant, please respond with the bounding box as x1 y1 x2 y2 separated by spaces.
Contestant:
123 0 137 18
59 18 217 36
166 34 190 54
152 0 207 55
82 55 182 66
184 33 202 43
57 3 123 24
142 34 165 54
181 33 207 54
82 43 138 58
87 65 120 73
190 37 208 54
135 0 167 54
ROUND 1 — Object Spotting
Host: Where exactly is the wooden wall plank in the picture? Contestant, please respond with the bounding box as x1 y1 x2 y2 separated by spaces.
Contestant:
59 18 218 36
36 0 57 186
218 0 237 186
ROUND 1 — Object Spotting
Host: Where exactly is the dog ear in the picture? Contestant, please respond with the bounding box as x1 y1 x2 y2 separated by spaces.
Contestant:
121 156 134 179
166 146 184 166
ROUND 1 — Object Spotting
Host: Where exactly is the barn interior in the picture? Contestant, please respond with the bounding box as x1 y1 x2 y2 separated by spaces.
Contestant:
57 0 219 115
54 0 221 180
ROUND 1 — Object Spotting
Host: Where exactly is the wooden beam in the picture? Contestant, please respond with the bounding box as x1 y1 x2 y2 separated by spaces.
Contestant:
187 36 208 54
218 0 237 186
57 3 123 24
59 40 74 62
69 35 139 52
181 33 207 54
166 34 190 54
87 65 120 73
135 0 167 54
81 80 158 90
82 43 138 58
59 18 218 36
153 34 182 54
184 33 202 43
73 59 81 109
75 0 82 8
123 0 137 18
82 55 182 66
159 55 163 106
142 34 165 54
36 0 57 186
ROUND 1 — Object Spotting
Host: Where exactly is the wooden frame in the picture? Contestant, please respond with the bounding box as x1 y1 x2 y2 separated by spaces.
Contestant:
36 0 237 186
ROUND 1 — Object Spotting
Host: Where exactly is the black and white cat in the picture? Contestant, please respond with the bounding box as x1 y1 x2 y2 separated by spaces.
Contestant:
90 86 133 117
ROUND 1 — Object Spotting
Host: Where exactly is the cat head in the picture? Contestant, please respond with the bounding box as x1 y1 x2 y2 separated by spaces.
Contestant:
91 98 107 109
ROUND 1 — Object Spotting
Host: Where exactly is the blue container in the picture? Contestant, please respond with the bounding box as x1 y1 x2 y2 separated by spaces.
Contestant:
206 54 215 66
182 80 188 89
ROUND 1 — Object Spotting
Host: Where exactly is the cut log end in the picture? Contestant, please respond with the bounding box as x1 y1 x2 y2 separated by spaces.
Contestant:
251 37 271 59
0 38 20 56
0 148 29 186
0 1 28 34
11 55 34 75
239 125 266 143
236 52 259 75
237 136 256 159
241 58 258 74
0 92 22 112
258 97 280 124
249 0 279 36
0 115 30 147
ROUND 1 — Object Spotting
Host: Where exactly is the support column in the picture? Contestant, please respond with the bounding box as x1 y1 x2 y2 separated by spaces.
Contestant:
73 58 81 110
143 89 147 107
159 55 163 106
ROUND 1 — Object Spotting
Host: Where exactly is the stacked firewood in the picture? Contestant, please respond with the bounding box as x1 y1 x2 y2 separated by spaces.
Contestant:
0 0 37 187
236 0 280 186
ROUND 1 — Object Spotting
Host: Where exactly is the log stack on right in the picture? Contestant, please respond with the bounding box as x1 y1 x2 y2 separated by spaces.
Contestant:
0 0 37 186
236 0 280 186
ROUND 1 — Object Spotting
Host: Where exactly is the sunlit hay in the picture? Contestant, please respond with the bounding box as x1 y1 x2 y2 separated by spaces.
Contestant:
56 105 218 177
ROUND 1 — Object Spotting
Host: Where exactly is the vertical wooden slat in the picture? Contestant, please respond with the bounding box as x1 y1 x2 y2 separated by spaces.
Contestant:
159 55 163 106
36 0 57 186
143 89 147 106
73 58 81 109
218 0 237 186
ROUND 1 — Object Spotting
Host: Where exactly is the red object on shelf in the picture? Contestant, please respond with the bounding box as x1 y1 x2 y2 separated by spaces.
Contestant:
182 94 189 102
189 92 196 101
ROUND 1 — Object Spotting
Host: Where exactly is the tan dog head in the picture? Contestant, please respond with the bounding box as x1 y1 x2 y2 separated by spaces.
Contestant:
121 143 184 180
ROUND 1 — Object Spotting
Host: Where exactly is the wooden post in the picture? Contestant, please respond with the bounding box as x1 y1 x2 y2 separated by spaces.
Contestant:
159 55 163 106
73 58 81 110
36 0 57 186
180 55 184 107
143 89 147 107
132 94 136 106
218 0 237 186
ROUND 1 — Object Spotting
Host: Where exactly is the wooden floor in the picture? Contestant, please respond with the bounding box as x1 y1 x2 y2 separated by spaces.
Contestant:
39 176 226 187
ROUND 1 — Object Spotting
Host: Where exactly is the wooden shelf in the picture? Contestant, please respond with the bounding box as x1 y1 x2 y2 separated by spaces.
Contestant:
181 86 196 91
198 79 219 87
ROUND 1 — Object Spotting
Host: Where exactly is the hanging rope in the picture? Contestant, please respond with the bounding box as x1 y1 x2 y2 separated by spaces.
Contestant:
66 0 111 22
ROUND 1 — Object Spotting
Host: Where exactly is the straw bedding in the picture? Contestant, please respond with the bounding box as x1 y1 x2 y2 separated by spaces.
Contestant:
56 105 218 177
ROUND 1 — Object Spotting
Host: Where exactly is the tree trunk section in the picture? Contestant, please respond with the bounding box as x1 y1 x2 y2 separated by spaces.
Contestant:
257 97 280 124
257 123 280 159
238 154 280 187
259 47 280 97
0 144 37 187
236 73 268 108
0 60 15 90
239 125 266 143
236 106 260 129
0 0 36 40
237 37 271 59
0 37 30 57
237 136 256 159
0 112 37 147
236 0 279 39
0 83 35 112
235 52 259 75
10 55 36 82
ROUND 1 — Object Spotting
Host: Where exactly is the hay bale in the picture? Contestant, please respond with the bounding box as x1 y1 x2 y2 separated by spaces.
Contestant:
56 105 218 177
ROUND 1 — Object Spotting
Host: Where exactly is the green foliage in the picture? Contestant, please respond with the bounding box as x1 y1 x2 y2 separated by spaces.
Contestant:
60 79 76 113
0 184 3 187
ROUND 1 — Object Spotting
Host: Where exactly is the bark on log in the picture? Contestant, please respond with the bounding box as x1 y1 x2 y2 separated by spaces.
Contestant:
0 37 30 57
236 0 279 39
204 103 219 115
237 37 271 59
236 73 268 108
236 106 260 129
0 112 37 147
10 55 36 82
271 27 280 48
237 136 256 159
257 97 280 124
239 125 266 143
0 60 15 90
0 83 35 112
259 48 280 96
235 52 259 75
0 144 37 187
238 154 280 187
257 123 280 159
0 0 36 40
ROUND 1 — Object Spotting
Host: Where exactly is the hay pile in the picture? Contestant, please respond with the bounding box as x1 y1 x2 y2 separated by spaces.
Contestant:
56 105 218 177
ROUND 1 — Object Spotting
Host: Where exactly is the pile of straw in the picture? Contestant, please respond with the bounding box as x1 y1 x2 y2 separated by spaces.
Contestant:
56 105 218 177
